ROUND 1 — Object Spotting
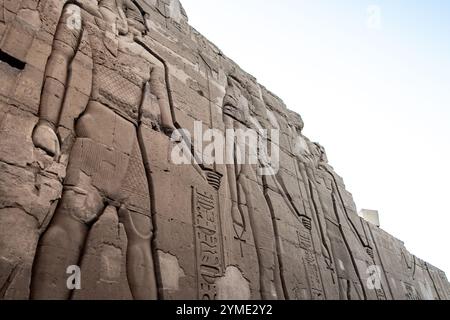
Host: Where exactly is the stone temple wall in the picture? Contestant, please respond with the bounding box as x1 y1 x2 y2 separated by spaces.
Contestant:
0 0 448 300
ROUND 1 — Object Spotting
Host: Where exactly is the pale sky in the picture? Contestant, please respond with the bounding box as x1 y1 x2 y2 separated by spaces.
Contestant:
181 0 450 277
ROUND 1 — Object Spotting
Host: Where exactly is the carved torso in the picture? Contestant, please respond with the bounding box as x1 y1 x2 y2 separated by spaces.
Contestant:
81 13 154 124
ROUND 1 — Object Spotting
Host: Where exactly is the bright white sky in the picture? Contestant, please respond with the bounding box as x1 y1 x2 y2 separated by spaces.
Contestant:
181 0 450 277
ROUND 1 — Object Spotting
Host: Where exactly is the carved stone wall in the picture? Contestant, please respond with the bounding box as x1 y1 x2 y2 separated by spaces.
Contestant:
0 0 448 300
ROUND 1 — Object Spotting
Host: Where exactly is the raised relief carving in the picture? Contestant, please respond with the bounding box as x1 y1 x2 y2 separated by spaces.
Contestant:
222 75 249 257
0 0 448 301
221 74 284 299
287 113 335 281
193 188 224 300
313 141 389 300
30 0 177 300
296 227 324 300
257 103 328 300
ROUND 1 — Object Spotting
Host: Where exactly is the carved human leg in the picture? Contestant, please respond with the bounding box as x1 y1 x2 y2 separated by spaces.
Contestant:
118 206 157 300
224 115 246 255
30 184 104 299
241 163 281 299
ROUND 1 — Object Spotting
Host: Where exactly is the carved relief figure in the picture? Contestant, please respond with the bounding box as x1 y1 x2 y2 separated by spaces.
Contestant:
222 74 282 299
305 141 365 299
31 0 175 299
312 141 387 299
222 75 249 257
253 101 328 299
0 0 449 302
282 112 335 299
287 112 334 267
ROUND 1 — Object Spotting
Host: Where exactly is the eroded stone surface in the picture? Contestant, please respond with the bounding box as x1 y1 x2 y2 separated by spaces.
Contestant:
0 0 448 300
216 266 251 300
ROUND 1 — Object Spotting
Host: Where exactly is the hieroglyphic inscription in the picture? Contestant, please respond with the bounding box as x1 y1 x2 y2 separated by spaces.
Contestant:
297 229 325 300
193 188 224 300
404 282 421 300
365 260 387 300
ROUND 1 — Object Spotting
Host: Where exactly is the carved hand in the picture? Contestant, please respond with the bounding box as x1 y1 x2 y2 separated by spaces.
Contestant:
32 121 60 158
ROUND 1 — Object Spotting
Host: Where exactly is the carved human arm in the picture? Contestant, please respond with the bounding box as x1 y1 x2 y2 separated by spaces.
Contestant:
147 57 176 134
223 116 239 200
33 4 83 156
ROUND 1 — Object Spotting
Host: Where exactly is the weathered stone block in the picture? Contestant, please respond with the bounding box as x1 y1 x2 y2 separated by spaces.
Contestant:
0 0 447 301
